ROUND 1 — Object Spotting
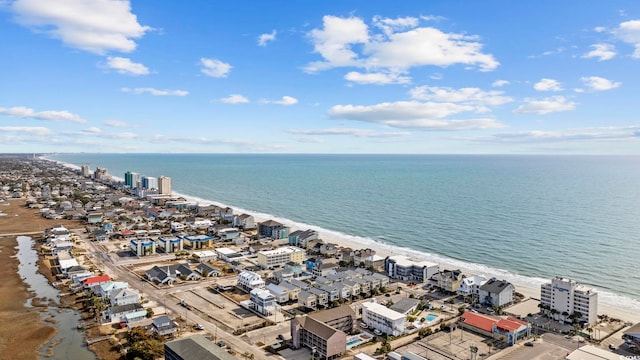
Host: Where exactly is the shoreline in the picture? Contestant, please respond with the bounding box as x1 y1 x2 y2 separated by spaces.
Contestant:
47 157 640 325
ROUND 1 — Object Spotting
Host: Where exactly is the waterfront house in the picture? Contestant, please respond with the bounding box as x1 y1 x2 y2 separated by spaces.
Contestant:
431 269 464 293
258 219 289 240
83 275 111 290
110 288 141 307
288 229 319 248
233 213 256 230
458 275 488 302
96 281 129 299
479 278 515 308
107 303 144 323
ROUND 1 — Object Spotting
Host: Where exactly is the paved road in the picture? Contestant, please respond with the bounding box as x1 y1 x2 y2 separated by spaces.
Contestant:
76 230 279 360
0 231 44 237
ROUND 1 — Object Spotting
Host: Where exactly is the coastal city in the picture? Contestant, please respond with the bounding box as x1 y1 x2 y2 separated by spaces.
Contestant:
0 156 638 360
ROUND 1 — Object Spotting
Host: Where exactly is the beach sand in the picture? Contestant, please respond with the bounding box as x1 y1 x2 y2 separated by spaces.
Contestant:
247 211 640 324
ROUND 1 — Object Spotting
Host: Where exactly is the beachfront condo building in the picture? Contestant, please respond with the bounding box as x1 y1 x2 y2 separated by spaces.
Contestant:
159 176 172 195
361 300 405 336
384 255 439 283
142 176 158 190
124 171 141 189
540 276 598 326
257 246 305 268
81 164 90 177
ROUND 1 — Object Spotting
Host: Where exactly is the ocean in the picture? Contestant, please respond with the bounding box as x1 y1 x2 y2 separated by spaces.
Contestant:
50 154 640 311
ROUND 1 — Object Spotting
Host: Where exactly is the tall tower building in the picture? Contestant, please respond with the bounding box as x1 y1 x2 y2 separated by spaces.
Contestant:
125 171 141 189
142 176 158 190
81 165 90 177
158 176 172 195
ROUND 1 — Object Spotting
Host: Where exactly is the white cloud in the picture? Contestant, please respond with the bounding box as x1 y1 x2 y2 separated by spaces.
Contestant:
614 20 640 58
305 15 498 74
104 57 149 75
409 86 513 107
121 87 188 96
104 120 130 127
220 94 249 104
492 80 510 87
0 106 86 123
328 101 504 131
594 26 606 33
533 78 563 91
258 30 277 46
0 126 52 135
581 76 621 91
472 127 640 143
82 126 102 134
513 96 576 115
261 96 298 106
200 58 232 78
582 43 616 61
11 0 151 54
344 71 411 85
372 15 419 36
287 128 410 138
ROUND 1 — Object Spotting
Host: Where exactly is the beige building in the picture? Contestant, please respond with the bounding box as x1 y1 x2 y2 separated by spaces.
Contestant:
291 306 355 360
158 176 172 195
257 246 305 268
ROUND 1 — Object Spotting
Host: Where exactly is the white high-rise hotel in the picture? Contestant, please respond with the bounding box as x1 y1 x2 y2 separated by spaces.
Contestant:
540 277 598 326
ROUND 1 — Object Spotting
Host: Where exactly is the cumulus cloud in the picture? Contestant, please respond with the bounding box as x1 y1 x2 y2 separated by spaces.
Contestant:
581 76 621 91
287 128 410 138
305 15 498 74
582 43 616 61
513 96 576 115
104 57 149 75
614 20 640 58
533 78 563 91
0 126 52 135
261 96 298 106
220 94 249 104
258 30 277 46
82 126 102 134
200 58 232 78
121 87 188 96
0 106 86 123
10 0 151 54
328 101 504 131
409 86 513 107
344 71 411 85
492 80 510 87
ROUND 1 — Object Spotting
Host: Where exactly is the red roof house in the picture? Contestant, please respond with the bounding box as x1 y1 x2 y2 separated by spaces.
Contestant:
82 275 111 288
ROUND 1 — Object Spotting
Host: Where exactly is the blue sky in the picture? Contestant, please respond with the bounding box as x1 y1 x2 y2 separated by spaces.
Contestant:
1 0 640 154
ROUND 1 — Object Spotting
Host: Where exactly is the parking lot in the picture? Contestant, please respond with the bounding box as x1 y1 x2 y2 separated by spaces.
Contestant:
396 327 497 360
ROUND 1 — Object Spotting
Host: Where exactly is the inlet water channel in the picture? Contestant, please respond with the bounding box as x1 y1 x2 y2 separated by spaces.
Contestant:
16 235 96 360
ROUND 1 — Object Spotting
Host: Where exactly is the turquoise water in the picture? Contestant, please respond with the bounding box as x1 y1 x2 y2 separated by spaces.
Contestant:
347 339 363 347
49 154 640 310
425 314 438 322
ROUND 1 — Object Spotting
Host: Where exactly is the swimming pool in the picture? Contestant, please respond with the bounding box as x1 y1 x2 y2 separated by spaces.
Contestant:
347 339 363 348
425 314 438 322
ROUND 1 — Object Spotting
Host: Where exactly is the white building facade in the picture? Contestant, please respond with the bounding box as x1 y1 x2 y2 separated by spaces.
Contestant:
361 301 405 336
540 276 598 326
237 270 266 292
384 255 438 283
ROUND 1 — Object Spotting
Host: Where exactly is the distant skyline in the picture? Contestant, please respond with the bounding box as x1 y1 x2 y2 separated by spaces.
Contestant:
1 1 640 154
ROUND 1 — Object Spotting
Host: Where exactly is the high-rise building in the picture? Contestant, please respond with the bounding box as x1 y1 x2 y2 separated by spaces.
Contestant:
158 176 172 195
81 164 90 177
142 176 158 190
124 171 141 189
540 277 598 325
94 167 110 180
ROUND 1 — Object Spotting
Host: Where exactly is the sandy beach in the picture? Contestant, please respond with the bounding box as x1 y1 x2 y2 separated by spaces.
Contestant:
244 210 640 325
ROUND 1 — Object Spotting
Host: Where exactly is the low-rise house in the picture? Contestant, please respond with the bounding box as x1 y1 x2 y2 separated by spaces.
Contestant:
153 315 178 337
354 278 371 294
87 211 103 224
457 275 488 302
309 287 329 307
184 234 214 249
110 288 141 307
165 334 237 360
237 270 265 292
298 290 318 309
83 275 111 290
288 229 319 248
318 285 340 303
93 228 109 241
431 269 464 293
170 222 185 232
306 257 323 271
96 281 129 299
284 262 303 277
195 263 221 277
334 283 352 299
130 238 156 256
273 270 294 283
107 303 144 323
312 263 339 277
339 247 354 264
233 213 256 230
342 279 361 296
279 280 301 301
215 247 242 262
248 288 276 316
320 243 339 257
258 219 289 240
266 283 290 303
217 227 239 241
146 263 199 285
479 278 515 308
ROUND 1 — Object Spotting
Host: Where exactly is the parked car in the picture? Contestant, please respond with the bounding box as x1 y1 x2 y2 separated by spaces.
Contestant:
524 342 534 347
194 324 204 330
374 329 382 335
361 323 368 329
277 334 285 341
609 344 615 350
